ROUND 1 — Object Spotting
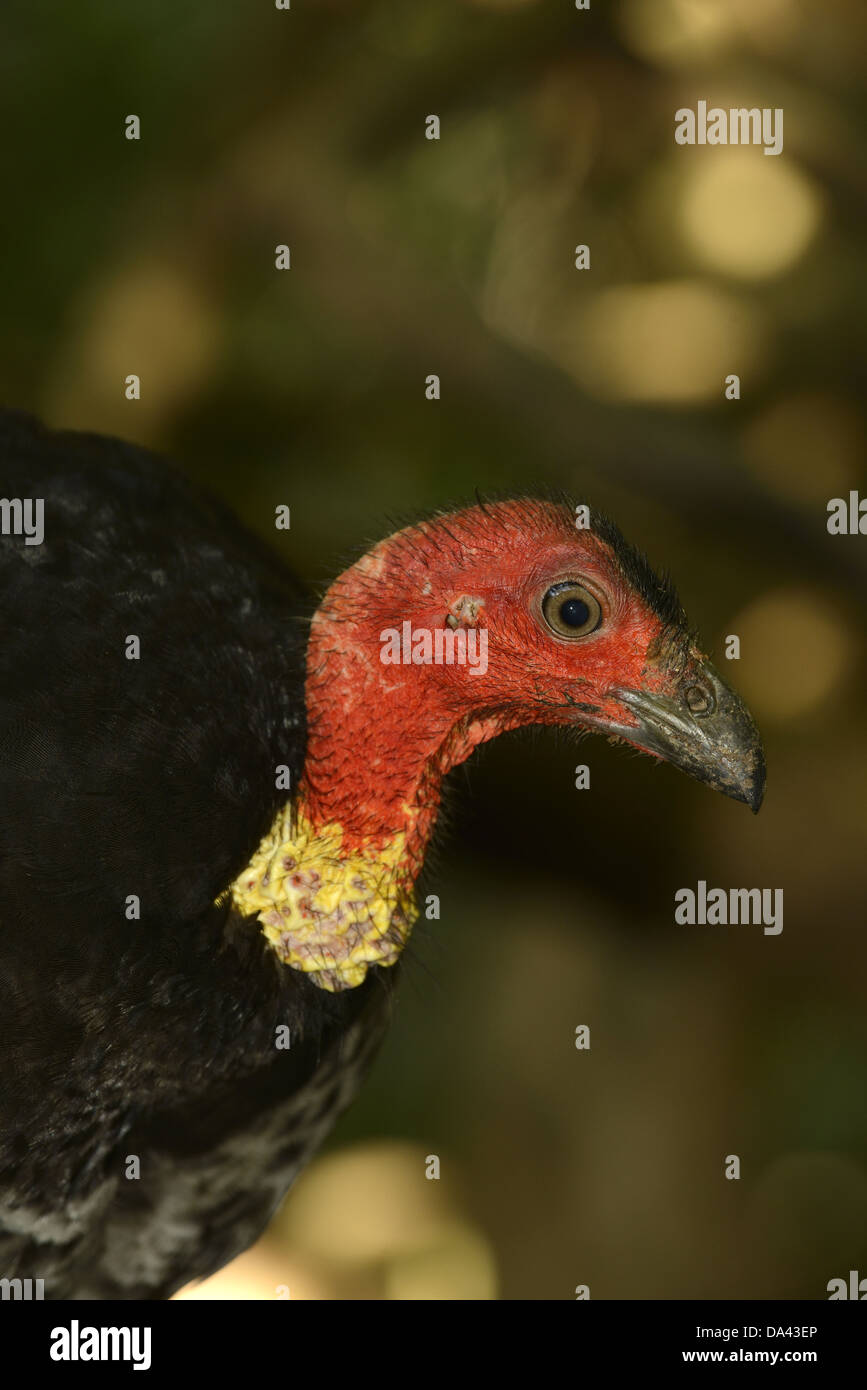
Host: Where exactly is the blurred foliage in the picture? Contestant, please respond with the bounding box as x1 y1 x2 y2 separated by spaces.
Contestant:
2 0 865 1298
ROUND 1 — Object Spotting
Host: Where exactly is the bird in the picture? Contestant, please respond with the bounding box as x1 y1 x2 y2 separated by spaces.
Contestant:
0 409 764 1298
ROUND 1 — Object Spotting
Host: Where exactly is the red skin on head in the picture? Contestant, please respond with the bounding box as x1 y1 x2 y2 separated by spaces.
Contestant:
300 499 677 870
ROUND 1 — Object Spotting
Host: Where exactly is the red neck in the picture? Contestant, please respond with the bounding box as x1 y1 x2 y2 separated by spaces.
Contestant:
298 543 508 872
300 622 503 873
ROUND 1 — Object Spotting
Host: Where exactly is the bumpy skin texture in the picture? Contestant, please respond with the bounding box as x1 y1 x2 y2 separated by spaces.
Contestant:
0 411 392 1298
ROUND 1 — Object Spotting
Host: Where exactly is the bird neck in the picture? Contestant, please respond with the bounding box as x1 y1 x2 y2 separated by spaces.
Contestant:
298 544 511 864
230 568 507 994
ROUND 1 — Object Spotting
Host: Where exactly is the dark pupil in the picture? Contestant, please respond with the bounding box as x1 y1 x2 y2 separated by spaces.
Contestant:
560 597 590 628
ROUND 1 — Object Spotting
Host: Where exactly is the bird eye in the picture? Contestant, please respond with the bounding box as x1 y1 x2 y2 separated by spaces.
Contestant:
541 582 602 638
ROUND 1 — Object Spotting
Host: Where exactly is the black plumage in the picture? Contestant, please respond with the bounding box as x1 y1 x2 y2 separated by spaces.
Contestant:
0 411 390 1298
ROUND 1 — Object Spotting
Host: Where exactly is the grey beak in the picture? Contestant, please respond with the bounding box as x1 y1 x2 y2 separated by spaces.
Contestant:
609 661 766 813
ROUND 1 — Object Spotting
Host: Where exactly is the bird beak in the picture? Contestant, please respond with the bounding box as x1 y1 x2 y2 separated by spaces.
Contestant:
607 660 766 813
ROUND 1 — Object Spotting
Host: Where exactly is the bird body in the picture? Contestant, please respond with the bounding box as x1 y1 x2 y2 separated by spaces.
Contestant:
0 411 384 1297
0 411 764 1297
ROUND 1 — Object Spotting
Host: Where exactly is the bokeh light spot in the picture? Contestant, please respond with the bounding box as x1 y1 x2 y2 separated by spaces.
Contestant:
731 588 853 720
743 393 863 504
564 280 763 403
680 151 823 280
385 1224 498 1300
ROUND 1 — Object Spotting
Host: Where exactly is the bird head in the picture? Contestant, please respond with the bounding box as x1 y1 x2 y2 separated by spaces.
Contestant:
303 497 764 829
234 497 764 990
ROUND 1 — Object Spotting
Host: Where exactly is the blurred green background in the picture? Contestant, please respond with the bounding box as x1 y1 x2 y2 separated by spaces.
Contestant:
3 0 866 1299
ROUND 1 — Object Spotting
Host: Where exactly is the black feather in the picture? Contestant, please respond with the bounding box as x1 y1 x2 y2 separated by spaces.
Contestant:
589 507 687 631
0 410 393 1298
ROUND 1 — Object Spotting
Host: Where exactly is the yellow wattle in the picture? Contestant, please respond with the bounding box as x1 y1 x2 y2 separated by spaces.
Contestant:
227 803 418 992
